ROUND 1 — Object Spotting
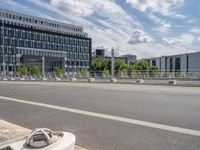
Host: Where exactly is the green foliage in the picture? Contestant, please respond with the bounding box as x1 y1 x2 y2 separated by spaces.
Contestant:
102 70 111 77
91 58 110 71
53 67 65 76
91 58 158 73
80 68 89 77
29 65 41 75
195 73 200 78
115 59 125 71
16 65 28 75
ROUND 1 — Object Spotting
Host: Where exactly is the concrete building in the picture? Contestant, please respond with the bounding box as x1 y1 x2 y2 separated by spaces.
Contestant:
0 9 92 75
120 54 137 64
148 52 200 72
95 49 105 58
93 49 137 65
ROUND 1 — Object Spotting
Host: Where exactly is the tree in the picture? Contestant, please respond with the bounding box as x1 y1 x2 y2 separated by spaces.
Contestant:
133 60 150 71
115 59 126 71
16 65 28 75
29 65 41 75
53 67 65 76
91 58 110 71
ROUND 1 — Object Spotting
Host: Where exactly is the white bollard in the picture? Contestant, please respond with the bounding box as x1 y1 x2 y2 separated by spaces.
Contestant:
55 77 61 81
70 78 76 82
0 128 76 150
168 80 178 85
2 77 8 81
136 79 144 84
110 78 117 83
88 78 95 82
41 77 47 81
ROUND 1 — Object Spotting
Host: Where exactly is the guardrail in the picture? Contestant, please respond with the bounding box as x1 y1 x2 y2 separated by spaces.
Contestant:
1 70 200 81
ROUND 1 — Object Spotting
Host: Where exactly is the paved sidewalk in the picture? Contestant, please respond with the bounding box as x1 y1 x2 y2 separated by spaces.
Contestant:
0 119 87 150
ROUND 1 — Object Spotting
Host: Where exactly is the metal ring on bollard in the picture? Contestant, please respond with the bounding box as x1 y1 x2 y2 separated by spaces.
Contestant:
26 128 52 148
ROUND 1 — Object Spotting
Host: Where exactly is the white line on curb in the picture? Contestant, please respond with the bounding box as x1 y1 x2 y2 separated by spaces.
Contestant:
1 96 200 137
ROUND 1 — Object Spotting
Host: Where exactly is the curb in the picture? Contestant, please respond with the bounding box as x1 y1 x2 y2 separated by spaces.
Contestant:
0 119 88 150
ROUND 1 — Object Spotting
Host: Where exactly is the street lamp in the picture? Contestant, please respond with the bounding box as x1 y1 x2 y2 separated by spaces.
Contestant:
2 11 6 78
111 48 115 77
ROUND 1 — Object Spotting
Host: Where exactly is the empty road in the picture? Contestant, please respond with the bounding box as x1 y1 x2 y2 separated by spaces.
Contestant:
0 81 200 150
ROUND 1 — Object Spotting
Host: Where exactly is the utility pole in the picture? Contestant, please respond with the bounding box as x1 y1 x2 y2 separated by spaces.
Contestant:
111 48 115 77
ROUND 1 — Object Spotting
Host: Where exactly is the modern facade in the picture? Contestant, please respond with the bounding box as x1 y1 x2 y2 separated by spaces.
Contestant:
148 52 200 72
95 49 105 58
0 9 92 75
93 48 137 65
120 54 137 64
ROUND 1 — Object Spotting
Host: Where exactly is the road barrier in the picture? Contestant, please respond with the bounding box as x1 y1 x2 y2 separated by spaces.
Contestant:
1 70 200 82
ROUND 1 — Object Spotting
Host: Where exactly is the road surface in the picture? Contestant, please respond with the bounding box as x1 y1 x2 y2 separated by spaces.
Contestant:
0 82 200 150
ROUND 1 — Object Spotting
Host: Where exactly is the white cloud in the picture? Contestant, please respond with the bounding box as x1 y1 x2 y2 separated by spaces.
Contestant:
27 0 155 49
163 33 195 47
180 34 195 45
189 28 200 35
126 0 184 16
2 0 198 59
128 29 154 44
1 0 53 19
163 37 182 46
148 14 171 33
197 36 200 41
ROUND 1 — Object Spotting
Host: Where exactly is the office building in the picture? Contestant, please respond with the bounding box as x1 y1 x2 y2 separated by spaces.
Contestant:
120 54 137 64
148 52 200 72
0 9 92 75
95 49 105 58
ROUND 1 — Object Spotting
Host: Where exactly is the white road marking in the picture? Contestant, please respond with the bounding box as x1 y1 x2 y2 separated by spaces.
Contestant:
1 96 200 137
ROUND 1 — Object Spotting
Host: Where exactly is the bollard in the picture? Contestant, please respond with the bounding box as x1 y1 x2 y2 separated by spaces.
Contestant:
55 77 61 81
136 79 144 84
41 77 47 81
70 78 76 82
168 80 178 85
0 128 76 150
88 78 95 83
110 78 117 83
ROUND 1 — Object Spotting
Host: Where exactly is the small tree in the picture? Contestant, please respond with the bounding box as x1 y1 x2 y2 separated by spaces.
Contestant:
16 65 28 75
53 67 65 76
80 68 89 77
29 65 41 75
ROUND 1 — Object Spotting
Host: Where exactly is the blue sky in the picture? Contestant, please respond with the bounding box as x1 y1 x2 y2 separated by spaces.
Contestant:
0 0 200 58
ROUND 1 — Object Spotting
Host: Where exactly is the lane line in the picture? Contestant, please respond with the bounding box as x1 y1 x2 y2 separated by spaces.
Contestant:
1 96 200 137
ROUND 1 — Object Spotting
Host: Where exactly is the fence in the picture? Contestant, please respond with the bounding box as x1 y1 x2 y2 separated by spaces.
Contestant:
1 70 200 81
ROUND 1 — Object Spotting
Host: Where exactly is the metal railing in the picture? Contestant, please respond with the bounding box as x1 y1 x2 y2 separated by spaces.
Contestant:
1 70 200 81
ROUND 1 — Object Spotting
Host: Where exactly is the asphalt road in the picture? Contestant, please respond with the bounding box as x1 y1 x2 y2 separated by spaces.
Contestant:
0 82 200 150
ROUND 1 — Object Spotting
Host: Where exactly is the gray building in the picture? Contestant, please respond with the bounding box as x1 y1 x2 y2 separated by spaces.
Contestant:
120 54 137 64
0 9 92 75
94 49 105 58
148 52 200 72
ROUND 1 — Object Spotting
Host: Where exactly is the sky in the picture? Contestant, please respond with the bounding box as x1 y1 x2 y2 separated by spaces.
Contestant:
0 0 200 58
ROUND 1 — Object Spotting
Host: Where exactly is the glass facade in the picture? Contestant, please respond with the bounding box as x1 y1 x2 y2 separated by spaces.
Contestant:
0 9 92 75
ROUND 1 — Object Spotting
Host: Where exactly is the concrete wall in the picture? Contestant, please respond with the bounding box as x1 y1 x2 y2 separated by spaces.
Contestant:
146 52 200 72
188 52 200 71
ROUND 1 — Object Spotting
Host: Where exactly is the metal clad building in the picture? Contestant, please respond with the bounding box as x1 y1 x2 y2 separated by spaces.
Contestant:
148 52 200 72
0 9 92 75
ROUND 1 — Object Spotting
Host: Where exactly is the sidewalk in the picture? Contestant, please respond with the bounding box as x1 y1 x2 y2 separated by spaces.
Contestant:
0 119 87 150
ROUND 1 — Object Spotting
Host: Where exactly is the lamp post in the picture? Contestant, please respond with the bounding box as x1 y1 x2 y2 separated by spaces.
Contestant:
111 48 115 77
42 56 45 77
2 12 6 78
